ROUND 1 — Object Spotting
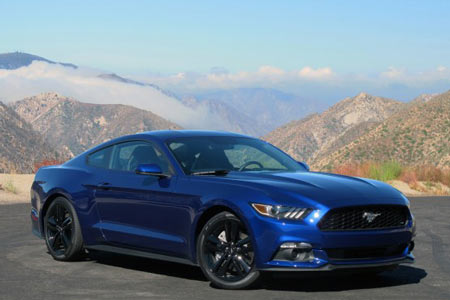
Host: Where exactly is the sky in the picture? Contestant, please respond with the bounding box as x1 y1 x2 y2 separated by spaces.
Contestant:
1 0 450 101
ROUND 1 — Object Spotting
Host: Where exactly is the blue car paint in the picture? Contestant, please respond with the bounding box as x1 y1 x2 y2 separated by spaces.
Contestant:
31 130 415 270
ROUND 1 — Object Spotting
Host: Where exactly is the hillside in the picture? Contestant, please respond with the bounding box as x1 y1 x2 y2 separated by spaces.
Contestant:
0 101 66 173
0 52 76 69
316 91 450 169
264 92 405 164
11 93 181 156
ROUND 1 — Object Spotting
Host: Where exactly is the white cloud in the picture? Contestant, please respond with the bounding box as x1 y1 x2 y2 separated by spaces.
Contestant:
140 65 336 91
378 65 450 86
0 61 222 129
258 65 285 76
298 66 333 79
1 61 449 124
380 67 404 79
134 64 450 102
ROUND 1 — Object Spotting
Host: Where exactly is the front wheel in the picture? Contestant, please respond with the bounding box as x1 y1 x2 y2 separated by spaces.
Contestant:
44 197 84 261
197 212 261 289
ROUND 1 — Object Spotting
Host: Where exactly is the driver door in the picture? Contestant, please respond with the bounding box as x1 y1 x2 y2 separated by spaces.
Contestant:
92 140 191 258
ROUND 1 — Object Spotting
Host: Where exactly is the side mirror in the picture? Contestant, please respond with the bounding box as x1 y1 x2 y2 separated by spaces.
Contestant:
298 161 310 172
135 164 168 178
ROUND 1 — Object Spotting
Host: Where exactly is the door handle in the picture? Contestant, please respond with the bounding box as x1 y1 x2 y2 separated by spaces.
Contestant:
96 182 111 190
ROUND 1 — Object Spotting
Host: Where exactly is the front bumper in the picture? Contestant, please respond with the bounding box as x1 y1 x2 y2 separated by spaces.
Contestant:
260 246 415 271
248 208 415 271
262 254 415 271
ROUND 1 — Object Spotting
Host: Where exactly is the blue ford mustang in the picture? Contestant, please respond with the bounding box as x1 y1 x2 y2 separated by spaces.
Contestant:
31 130 415 289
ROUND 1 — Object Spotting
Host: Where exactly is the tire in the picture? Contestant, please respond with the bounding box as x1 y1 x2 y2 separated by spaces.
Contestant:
196 211 261 289
44 197 84 261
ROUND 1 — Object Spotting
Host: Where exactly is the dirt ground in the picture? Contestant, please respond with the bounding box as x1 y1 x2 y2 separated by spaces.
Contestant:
0 174 34 204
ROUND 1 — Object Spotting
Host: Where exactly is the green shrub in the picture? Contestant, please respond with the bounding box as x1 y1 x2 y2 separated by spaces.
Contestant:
368 161 402 181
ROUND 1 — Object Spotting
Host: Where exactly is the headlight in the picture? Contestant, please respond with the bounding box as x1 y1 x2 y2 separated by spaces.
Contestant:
251 203 312 220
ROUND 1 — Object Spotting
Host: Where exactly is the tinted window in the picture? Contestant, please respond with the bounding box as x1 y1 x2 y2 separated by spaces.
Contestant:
87 146 113 169
224 144 285 170
167 136 305 174
110 141 171 173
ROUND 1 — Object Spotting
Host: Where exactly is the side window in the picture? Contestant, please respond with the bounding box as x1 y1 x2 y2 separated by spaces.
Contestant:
87 146 113 169
110 141 171 173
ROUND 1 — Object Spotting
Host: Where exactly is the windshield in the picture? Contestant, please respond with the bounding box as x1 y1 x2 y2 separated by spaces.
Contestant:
166 136 305 175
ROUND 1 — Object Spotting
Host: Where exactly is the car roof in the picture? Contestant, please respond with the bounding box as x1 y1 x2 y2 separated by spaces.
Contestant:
137 130 253 141
78 130 255 158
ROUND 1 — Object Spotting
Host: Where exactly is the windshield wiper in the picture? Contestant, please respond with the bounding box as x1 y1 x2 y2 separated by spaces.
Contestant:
191 169 230 176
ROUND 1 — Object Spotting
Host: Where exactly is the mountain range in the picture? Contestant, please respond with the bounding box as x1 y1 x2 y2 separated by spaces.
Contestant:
265 91 449 169
0 52 449 173
264 93 405 163
315 91 450 169
0 52 322 136
11 93 181 157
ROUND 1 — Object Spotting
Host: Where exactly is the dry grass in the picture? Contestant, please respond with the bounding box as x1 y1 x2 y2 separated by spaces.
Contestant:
333 161 402 181
3 178 18 194
0 174 34 204
332 161 450 195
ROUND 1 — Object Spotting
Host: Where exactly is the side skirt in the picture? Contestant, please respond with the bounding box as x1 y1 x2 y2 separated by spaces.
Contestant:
86 244 197 266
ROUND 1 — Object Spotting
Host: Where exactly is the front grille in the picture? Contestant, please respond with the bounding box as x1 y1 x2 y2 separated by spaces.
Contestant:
325 244 408 261
318 205 409 231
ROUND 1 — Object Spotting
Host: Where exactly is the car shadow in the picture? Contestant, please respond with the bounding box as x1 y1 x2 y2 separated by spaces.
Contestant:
87 250 207 282
87 251 426 291
261 265 427 292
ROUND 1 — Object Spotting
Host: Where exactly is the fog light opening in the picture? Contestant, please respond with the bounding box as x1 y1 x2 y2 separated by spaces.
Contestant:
275 242 315 262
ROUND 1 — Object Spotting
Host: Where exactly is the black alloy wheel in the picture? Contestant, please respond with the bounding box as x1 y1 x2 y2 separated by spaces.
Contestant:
44 197 84 261
197 212 261 289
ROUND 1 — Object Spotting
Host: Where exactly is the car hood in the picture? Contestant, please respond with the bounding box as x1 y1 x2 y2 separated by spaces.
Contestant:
197 171 406 208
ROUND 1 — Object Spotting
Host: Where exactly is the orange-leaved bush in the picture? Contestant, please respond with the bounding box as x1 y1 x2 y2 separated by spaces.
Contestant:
33 160 65 173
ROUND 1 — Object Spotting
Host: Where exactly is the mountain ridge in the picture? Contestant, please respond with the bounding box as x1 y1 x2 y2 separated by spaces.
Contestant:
11 92 182 156
0 52 77 69
264 92 406 164
315 90 450 169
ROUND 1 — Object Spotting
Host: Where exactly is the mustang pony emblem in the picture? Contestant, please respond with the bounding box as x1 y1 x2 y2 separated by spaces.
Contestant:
363 212 381 223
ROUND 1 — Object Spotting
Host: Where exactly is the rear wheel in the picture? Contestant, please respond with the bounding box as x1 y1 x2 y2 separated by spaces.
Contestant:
197 212 261 289
44 197 84 261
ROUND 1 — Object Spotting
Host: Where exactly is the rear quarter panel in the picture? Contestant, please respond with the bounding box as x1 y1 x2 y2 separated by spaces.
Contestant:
31 164 103 245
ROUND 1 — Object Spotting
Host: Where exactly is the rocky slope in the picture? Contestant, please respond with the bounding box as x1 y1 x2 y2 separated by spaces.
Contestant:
316 91 450 169
11 93 181 156
264 92 405 164
411 93 438 103
0 101 66 173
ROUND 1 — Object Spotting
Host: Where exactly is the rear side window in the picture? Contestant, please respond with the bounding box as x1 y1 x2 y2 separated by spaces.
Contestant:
110 141 171 173
87 146 113 169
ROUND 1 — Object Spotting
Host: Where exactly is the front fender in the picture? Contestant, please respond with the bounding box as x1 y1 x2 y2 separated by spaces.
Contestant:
189 197 266 265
